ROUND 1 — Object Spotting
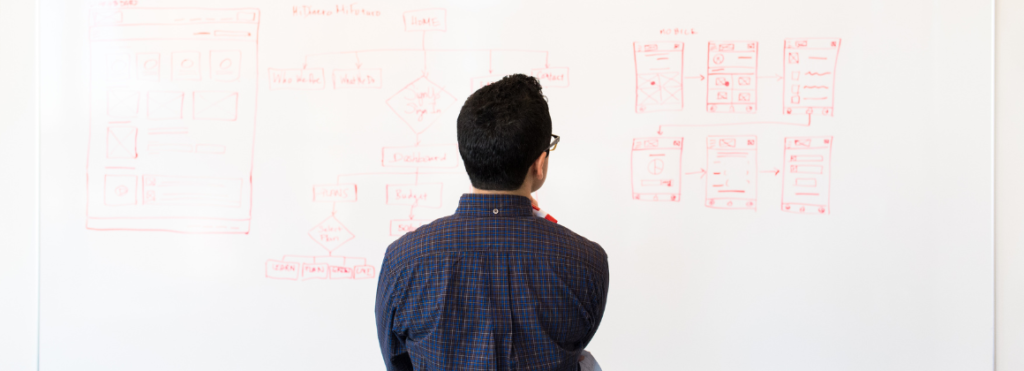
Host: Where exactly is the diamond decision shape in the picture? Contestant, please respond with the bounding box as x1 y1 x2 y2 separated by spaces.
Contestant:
386 77 457 134
308 216 355 252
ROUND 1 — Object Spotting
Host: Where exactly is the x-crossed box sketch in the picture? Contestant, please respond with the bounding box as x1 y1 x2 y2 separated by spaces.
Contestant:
631 137 683 202
634 42 684 113
86 8 260 233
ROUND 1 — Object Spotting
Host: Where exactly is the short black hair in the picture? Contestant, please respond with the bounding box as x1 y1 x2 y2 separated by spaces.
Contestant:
457 74 552 191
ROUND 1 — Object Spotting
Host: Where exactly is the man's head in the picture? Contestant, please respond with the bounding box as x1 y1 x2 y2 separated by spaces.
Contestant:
457 74 552 192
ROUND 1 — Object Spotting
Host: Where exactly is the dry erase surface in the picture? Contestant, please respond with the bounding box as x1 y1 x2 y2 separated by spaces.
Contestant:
38 0 992 370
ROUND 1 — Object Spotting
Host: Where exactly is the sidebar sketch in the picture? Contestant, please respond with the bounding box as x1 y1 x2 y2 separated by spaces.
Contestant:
86 8 260 233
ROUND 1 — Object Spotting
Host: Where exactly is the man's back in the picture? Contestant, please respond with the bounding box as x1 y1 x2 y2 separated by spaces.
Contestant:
375 194 609 371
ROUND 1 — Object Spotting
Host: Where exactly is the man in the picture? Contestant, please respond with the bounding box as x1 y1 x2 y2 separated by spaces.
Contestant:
375 74 609 371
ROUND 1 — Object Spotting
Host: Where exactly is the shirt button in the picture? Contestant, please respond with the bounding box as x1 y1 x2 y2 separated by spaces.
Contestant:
492 208 499 214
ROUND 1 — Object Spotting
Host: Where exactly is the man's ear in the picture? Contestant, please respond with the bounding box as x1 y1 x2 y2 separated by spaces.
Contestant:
533 152 547 181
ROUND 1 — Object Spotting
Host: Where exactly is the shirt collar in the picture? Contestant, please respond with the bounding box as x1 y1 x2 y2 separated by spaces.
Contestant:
455 193 535 218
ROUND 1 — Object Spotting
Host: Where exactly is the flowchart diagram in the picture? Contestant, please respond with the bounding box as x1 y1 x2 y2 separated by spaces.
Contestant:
265 8 571 281
630 39 839 214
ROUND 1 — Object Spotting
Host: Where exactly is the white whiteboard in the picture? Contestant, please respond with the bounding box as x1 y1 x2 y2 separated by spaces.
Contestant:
38 0 993 370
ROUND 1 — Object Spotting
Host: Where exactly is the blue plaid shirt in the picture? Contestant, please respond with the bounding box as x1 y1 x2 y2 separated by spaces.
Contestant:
375 194 609 371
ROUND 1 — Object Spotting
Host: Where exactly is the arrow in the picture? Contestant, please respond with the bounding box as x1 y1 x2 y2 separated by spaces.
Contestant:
657 113 813 134
355 52 361 69
684 74 705 81
409 205 416 220
488 50 493 74
758 73 783 82
759 168 780 176
421 31 428 76
685 168 706 178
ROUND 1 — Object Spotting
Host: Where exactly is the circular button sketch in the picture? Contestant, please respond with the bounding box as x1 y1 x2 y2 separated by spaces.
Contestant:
647 159 664 175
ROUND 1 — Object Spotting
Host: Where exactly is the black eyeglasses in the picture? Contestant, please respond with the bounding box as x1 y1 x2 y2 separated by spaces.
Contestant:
547 134 560 153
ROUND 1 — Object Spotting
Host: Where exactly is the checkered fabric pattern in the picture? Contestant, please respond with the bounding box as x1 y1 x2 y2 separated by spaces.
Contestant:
376 194 609 371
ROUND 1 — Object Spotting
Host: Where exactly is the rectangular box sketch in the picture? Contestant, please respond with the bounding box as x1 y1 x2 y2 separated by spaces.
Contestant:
106 53 131 81
171 51 201 81
634 42 683 113
631 137 682 202
106 126 137 159
707 41 758 113
104 175 137 206
136 53 160 81
210 50 242 82
333 69 382 89
390 219 429 236
381 145 459 168
147 91 183 120
706 136 757 210
531 67 569 88
142 175 242 207
193 91 239 121
386 183 443 208
106 90 140 117
403 8 446 31
313 184 358 202
266 260 301 280
782 137 832 214
783 38 841 116
470 75 502 91
268 68 325 90
86 8 260 233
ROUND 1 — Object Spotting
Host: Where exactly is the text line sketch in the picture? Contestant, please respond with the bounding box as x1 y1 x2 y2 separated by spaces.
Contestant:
707 41 758 113
86 8 259 233
706 136 758 210
783 38 841 116
631 137 683 202
781 137 832 214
